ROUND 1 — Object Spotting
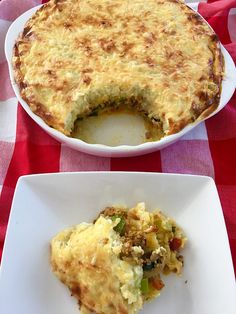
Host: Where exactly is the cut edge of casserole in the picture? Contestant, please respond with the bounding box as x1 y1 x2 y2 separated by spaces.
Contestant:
13 0 224 141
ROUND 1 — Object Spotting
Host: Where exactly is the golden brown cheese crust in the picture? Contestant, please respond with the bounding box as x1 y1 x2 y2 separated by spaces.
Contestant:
50 219 143 314
13 0 224 137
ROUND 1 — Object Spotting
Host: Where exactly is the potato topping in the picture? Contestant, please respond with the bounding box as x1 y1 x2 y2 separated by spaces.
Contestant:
13 0 223 141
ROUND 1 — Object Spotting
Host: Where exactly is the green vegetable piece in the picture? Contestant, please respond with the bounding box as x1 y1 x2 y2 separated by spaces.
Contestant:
141 278 149 294
111 215 118 221
111 215 126 235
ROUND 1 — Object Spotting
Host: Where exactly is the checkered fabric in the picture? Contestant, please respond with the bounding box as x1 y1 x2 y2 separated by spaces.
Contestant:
0 0 235 274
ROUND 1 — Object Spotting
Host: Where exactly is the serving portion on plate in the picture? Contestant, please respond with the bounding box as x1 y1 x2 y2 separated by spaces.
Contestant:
51 202 186 313
0 172 236 314
5 0 236 156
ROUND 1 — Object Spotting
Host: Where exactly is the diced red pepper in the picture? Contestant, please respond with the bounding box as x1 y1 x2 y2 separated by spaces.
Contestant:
150 278 165 291
169 237 182 251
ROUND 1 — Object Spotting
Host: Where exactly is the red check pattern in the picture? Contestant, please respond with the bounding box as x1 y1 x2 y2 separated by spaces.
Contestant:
0 0 236 274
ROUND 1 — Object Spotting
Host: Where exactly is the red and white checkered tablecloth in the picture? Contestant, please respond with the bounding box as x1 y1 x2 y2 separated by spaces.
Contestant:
0 0 236 273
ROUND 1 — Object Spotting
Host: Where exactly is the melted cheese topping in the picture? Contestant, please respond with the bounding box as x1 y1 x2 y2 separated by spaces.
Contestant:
51 217 143 314
13 0 223 137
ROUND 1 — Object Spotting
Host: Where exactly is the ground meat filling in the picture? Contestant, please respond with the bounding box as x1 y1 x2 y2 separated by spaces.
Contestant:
97 205 184 274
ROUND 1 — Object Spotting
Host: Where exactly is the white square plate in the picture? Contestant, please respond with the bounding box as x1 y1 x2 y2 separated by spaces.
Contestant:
0 172 235 314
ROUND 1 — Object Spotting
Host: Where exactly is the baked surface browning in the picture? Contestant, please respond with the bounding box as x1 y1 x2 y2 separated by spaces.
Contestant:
13 0 224 138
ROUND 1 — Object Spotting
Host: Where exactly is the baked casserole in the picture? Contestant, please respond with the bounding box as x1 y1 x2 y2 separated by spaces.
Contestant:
13 0 223 141
50 203 186 314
